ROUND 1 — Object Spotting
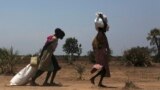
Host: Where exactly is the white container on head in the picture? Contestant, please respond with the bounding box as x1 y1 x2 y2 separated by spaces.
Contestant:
94 12 108 31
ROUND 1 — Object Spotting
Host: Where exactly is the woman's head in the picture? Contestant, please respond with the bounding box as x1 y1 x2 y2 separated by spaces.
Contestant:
55 28 65 39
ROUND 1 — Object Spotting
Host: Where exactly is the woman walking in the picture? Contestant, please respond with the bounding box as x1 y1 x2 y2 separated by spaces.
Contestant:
30 28 65 86
90 12 111 88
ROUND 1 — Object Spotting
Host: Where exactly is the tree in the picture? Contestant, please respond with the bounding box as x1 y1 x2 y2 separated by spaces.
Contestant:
147 28 160 62
63 37 82 64
77 44 82 58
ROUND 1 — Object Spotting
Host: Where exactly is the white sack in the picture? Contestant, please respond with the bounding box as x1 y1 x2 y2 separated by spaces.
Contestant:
10 64 37 86
95 13 107 30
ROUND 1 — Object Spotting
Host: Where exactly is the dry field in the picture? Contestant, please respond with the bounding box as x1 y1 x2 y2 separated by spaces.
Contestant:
1 59 160 90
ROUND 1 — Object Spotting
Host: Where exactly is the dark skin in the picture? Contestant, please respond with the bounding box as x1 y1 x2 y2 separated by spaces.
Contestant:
98 13 109 33
90 14 110 88
99 13 110 54
43 34 64 86
90 31 110 88
30 30 65 86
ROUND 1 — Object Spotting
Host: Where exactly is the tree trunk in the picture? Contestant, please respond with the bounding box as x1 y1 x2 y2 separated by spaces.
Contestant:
154 36 160 59
155 45 160 62
68 53 73 64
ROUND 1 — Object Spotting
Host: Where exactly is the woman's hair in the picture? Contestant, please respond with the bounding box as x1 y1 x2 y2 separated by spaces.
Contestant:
55 28 65 38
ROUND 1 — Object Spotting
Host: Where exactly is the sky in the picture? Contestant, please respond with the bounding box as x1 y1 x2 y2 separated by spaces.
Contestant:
0 0 160 56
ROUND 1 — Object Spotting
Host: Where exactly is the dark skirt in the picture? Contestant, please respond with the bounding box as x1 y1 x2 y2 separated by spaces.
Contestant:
94 48 110 77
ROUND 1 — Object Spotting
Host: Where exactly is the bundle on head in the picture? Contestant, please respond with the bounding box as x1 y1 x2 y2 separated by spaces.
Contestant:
94 12 109 32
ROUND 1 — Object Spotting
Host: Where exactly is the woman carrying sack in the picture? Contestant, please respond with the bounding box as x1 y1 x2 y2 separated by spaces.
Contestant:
30 28 65 86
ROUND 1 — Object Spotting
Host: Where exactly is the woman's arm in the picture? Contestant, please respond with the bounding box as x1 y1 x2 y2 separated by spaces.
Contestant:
99 14 109 31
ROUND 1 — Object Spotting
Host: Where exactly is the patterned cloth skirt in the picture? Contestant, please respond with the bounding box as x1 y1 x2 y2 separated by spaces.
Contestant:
38 49 54 71
94 48 111 77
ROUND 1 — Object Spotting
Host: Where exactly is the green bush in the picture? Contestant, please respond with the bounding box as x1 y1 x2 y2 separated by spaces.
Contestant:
122 46 152 67
0 47 20 75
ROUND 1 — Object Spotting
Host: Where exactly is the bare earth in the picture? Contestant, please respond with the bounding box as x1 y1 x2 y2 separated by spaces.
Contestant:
1 60 160 90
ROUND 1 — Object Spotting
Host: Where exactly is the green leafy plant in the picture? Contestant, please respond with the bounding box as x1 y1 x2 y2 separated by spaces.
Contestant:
147 28 160 62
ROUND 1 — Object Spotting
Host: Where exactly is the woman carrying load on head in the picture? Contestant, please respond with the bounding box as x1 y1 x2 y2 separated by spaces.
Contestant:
90 12 111 88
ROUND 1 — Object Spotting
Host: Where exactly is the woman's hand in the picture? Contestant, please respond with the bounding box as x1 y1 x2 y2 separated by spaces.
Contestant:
99 14 103 19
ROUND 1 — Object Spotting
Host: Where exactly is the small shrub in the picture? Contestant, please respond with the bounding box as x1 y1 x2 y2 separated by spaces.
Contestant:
0 47 20 75
123 80 140 89
74 63 86 80
122 46 152 67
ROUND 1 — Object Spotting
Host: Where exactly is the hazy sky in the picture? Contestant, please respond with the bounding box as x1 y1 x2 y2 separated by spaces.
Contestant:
0 0 160 56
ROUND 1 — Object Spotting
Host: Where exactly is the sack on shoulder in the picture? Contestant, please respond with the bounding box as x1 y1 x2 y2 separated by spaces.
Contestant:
30 56 38 67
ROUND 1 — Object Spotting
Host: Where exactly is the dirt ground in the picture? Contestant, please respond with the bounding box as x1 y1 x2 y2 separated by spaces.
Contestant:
1 60 160 90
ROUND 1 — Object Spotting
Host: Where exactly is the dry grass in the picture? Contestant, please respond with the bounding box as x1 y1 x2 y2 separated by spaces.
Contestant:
1 59 160 90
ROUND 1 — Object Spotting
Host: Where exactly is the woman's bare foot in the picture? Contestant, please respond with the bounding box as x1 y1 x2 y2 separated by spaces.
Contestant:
50 82 62 87
98 84 107 88
30 81 39 86
43 82 50 86
90 78 95 85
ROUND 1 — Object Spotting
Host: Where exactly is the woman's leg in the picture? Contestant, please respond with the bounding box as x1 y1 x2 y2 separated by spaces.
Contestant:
50 70 58 84
90 68 97 74
51 55 61 71
90 68 103 84
50 55 61 84
98 67 106 87
31 70 44 86
43 71 52 85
